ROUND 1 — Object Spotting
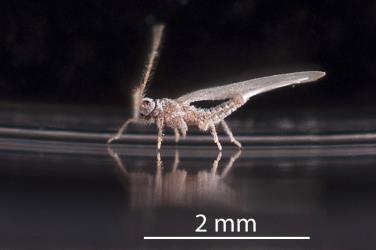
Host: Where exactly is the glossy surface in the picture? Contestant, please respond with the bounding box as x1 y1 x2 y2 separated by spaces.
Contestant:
0 105 375 249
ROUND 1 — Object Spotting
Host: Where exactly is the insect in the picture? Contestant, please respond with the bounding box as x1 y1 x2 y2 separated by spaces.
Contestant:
107 24 326 150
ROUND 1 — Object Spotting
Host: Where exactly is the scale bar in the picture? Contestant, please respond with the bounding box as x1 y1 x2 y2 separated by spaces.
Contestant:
144 236 310 240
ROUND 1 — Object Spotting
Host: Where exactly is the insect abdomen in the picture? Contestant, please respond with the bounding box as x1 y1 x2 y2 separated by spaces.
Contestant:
205 95 246 124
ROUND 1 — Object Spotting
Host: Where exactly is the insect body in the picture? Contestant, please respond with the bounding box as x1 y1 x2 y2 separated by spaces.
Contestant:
108 24 326 150
136 94 245 150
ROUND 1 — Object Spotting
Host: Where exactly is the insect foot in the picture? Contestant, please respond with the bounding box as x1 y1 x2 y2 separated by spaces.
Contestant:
221 120 242 149
107 135 119 144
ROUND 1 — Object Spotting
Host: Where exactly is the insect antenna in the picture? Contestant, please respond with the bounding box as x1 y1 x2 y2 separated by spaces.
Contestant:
133 24 165 118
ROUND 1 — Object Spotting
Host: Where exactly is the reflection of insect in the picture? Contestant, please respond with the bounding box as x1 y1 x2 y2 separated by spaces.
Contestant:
107 147 243 209
108 24 326 150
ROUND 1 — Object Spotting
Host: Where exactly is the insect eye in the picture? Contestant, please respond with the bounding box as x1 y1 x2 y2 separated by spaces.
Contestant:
142 100 150 106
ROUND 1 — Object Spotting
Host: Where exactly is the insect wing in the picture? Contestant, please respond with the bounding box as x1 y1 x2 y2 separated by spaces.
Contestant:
176 71 325 104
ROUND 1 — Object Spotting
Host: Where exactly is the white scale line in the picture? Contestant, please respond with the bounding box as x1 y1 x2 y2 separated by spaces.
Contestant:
144 236 310 240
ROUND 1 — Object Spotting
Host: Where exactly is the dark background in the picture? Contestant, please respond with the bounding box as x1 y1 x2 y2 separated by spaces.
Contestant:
0 2 375 249
0 0 375 110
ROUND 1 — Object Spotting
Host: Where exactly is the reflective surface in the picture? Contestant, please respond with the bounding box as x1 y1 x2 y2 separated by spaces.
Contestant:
0 104 375 249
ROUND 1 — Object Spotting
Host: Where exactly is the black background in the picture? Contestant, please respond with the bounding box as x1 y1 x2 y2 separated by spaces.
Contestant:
0 0 375 110
0 2 375 249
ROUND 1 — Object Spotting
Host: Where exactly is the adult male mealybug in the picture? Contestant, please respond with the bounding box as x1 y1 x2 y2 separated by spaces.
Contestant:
108 24 325 150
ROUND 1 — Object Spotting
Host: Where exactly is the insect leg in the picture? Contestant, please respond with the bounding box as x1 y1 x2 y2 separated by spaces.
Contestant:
179 120 188 138
174 128 180 143
221 120 242 148
108 118 143 144
156 119 165 150
209 124 222 151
